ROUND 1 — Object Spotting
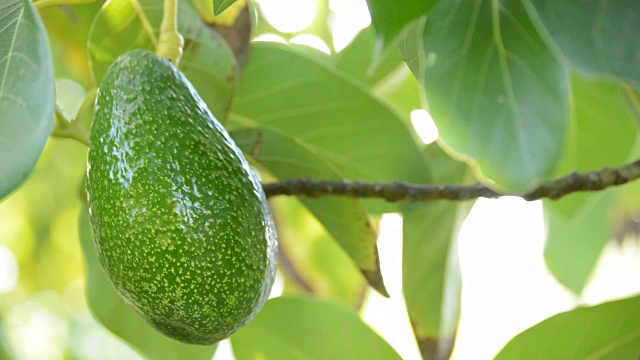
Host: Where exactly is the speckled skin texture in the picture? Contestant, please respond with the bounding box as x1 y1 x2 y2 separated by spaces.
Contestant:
86 49 277 345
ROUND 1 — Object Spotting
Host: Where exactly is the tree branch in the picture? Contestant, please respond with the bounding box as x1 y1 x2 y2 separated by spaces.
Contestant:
262 159 640 202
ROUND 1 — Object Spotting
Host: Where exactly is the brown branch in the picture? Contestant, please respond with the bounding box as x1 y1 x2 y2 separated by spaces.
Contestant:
262 159 640 202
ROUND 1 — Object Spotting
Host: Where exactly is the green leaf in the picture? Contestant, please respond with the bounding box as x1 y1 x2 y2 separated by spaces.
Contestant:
179 20 238 121
528 0 640 88
550 73 637 217
333 27 423 118
270 197 367 307
365 0 438 49
231 296 401 360
402 202 461 358
398 17 426 80
495 295 640 359
543 192 614 294
401 147 469 359
230 128 387 296
0 0 55 200
87 0 237 120
78 204 217 360
212 0 236 16
87 0 154 83
190 0 212 21
332 27 403 87
417 0 569 192
380 69 423 119
40 1 104 87
232 42 430 214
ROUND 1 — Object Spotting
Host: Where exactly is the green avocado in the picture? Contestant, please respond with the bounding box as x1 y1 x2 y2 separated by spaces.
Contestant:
86 49 277 345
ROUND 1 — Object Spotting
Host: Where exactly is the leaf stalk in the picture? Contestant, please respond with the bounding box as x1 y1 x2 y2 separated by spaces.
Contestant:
50 89 96 147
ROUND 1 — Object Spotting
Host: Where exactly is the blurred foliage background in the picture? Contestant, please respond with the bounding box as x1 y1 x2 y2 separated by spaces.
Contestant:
2 0 640 359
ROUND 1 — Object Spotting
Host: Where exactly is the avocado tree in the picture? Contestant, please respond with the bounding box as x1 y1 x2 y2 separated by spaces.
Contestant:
1 0 639 359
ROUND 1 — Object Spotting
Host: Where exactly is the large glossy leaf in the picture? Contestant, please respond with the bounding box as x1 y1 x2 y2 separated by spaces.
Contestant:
0 0 54 200
528 0 640 88
231 42 430 214
550 73 637 217
495 295 640 359
231 296 401 360
230 128 387 296
78 205 217 360
333 27 423 118
365 0 438 49
543 192 613 295
270 197 367 308
402 147 469 359
88 0 237 120
417 0 569 192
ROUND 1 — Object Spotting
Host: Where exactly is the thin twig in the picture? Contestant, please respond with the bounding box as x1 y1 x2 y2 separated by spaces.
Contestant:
262 159 640 202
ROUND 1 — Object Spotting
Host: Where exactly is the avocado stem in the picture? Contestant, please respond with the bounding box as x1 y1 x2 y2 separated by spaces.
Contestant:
157 0 184 65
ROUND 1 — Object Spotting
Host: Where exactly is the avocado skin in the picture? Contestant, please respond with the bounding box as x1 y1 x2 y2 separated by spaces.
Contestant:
87 49 277 345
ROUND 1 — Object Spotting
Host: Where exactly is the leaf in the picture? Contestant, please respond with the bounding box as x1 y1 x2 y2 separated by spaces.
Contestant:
380 69 423 119
231 42 430 214
365 0 438 49
191 0 245 23
402 202 461 358
230 128 388 296
333 27 423 118
527 0 640 88
39 1 104 87
270 197 367 308
398 17 426 80
87 0 237 120
543 192 614 295
87 0 155 83
567 74 638 165
550 73 637 217
401 147 469 359
230 296 401 360
331 27 403 87
0 0 55 200
495 295 640 359
78 204 217 360
179 19 239 121
212 0 236 16
417 0 569 192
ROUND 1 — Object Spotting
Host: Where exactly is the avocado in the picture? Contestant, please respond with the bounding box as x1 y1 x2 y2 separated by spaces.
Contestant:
86 49 277 345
